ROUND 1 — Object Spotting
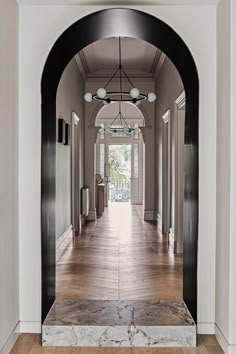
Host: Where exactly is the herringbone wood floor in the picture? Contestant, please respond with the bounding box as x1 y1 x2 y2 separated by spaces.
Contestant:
10 204 224 353
56 203 183 300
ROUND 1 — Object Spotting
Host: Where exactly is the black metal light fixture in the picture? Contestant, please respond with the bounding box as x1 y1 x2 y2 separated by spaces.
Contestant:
109 101 135 134
84 37 157 105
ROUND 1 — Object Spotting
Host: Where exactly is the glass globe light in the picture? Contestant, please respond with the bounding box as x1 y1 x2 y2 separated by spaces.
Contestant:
84 92 93 102
97 88 107 99
148 92 157 102
130 88 140 98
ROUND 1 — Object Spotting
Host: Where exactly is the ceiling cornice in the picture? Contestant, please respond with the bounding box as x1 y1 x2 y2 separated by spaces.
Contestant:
17 0 219 5
153 52 166 80
75 53 87 80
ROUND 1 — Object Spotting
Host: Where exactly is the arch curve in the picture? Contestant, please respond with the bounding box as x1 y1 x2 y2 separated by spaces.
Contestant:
41 8 199 323
89 101 150 129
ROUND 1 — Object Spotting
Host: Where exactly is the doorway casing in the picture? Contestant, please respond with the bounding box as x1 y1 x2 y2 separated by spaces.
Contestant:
41 8 199 322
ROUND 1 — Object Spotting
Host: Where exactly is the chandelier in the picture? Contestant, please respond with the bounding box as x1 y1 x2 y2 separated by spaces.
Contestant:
84 37 157 105
108 102 135 134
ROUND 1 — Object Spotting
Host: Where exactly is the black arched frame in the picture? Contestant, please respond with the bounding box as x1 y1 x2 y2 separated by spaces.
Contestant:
41 8 199 322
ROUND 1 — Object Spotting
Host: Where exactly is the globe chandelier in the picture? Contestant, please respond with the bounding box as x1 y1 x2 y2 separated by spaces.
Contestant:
84 37 157 105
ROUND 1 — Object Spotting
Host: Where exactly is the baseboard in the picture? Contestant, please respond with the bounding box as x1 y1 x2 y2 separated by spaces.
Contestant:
56 224 73 262
19 321 41 333
197 323 215 334
0 322 20 354
157 213 162 231
144 210 155 221
228 346 236 354
169 227 174 249
81 215 85 225
56 224 72 249
215 324 236 354
87 210 96 221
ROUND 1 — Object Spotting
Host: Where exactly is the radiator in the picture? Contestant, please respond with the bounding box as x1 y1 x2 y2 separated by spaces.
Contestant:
82 187 89 217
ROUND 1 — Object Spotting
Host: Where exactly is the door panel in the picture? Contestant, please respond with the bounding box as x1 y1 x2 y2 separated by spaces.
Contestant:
131 143 143 205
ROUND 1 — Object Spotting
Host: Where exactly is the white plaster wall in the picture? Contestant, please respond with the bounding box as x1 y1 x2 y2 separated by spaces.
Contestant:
56 58 85 238
18 4 216 331
229 0 236 345
216 0 236 351
0 0 19 350
216 0 230 344
155 56 184 234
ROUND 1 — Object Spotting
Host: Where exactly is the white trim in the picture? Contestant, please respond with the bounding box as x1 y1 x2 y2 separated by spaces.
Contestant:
87 210 97 221
0 323 20 354
157 213 162 231
162 109 170 124
169 227 175 248
197 323 215 335
153 53 166 80
19 321 41 333
175 91 186 109
56 224 73 262
215 324 236 354
72 112 80 126
56 224 73 249
229 347 236 354
144 210 155 221
215 324 228 354
75 53 87 80
162 109 171 238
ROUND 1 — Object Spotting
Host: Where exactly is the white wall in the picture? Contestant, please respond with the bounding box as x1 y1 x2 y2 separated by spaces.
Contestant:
229 0 236 346
216 0 236 352
56 58 85 239
154 56 184 234
0 0 19 350
18 4 217 332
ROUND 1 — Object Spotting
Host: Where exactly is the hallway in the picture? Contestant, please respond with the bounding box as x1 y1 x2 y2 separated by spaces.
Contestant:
56 204 183 301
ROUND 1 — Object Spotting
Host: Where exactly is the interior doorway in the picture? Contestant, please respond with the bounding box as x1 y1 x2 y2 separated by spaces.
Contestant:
95 101 145 211
109 144 132 203
41 8 199 324
97 140 144 206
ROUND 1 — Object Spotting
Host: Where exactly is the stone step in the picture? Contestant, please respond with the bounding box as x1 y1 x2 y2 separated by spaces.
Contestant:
42 300 196 347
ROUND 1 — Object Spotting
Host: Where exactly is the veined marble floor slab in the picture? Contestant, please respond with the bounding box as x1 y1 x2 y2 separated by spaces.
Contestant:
42 300 196 347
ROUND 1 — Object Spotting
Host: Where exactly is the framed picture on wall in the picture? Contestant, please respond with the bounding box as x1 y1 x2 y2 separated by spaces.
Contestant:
64 123 71 146
58 118 65 144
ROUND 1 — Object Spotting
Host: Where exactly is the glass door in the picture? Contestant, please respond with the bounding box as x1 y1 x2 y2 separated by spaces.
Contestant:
131 142 143 205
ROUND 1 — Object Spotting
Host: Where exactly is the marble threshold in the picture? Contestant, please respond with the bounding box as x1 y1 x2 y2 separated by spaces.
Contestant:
42 300 196 347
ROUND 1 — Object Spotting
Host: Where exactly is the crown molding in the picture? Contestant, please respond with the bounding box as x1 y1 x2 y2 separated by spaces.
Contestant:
162 109 170 124
143 43 157 74
153 52 166 80
175 91 186 109
75 53 87 80
82 44 96 73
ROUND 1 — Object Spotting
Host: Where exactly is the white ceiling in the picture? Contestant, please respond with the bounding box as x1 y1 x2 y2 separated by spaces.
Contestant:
17 1 219 5
77 37 162 78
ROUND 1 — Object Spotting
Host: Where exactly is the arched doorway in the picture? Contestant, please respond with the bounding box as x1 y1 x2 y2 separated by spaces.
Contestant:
41 8 199 322
95 102 145 208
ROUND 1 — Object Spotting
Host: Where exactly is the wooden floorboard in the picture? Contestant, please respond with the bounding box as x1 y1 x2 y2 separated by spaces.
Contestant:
10 204 224 352
56 204 183 301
